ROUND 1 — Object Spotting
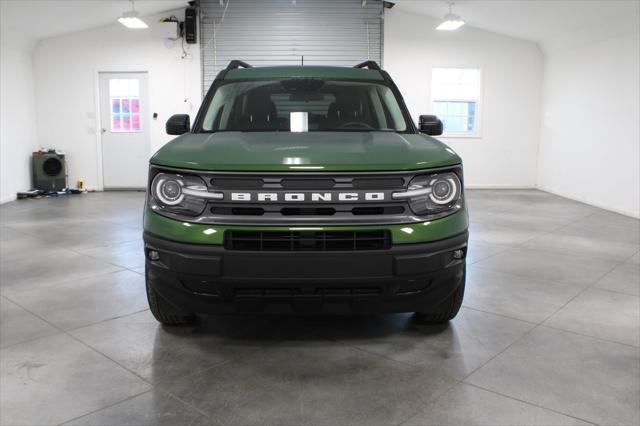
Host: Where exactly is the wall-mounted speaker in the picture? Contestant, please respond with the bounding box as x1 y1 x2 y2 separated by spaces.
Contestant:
185 7 197 44
32 153 66 191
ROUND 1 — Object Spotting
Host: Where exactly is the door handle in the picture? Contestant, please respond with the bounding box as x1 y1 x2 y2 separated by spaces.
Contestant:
101 128 107 134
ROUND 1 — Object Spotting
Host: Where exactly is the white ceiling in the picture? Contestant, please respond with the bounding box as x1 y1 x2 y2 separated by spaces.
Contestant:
1 0 638 52
1 0 187 46
394 0 640 52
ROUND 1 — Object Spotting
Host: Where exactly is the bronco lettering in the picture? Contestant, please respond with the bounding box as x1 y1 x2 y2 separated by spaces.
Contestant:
228 192 386 202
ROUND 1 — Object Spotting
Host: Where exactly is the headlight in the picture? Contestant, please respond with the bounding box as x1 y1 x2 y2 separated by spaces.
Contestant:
429 175 459 205
394 172 463 217
150 172 208 216
154 176 184 205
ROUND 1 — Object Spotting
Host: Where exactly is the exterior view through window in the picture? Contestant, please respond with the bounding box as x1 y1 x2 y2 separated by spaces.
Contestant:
200 80 408 132
431 68 481 136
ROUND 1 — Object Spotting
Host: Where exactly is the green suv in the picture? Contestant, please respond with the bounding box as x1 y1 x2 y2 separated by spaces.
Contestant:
144 60 468 325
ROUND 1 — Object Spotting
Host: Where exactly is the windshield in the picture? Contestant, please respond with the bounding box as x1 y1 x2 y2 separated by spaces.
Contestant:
199 79 409 132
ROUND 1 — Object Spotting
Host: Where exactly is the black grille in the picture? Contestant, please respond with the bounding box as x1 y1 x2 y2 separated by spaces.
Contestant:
352 206 404 215
280 179 335 189
234 287 381 298
352 177 404 189
151 167 463 226
225 230 391 251
211 205 404 217
281 207 336 216
209 175 408 190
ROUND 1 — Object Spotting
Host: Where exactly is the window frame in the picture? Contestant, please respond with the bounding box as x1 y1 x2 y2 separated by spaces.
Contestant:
109 79 143 134
430 67 483 139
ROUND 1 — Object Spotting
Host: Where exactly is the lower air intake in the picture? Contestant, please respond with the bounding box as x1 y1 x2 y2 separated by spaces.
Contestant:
224 230 391 251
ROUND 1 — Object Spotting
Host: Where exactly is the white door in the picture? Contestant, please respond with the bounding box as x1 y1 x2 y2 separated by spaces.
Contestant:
99 72 150 189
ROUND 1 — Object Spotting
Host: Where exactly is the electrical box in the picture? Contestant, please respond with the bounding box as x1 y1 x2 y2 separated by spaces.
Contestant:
185 8 197 44
160 21 180 40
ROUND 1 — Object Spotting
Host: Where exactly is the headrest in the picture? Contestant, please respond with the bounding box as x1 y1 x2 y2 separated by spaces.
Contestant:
328 93 361 119
244 90 277 119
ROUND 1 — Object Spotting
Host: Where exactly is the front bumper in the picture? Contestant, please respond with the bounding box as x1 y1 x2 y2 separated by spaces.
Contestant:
144 230 468 315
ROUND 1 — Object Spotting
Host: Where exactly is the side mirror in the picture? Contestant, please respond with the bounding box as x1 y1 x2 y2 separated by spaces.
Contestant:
419 115 443 136
166 114 191 135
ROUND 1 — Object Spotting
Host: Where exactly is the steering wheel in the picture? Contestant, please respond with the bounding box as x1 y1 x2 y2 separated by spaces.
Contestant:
338 121 375 130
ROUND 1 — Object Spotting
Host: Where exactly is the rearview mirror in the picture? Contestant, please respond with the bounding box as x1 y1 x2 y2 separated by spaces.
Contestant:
419 115 443 136
166 114 190 135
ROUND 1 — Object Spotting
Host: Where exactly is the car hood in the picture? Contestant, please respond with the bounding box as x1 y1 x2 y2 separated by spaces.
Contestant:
151 131 461 172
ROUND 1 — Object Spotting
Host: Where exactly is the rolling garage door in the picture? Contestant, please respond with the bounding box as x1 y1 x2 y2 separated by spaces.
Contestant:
199 0 384 94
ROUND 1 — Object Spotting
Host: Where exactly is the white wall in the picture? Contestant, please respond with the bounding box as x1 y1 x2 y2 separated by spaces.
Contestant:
0 38 39 203
33 10 201 191
384 9 543 188
537 33 640 218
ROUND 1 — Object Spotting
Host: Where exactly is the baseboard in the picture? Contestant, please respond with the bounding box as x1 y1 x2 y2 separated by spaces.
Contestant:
465 184 536 189
0 194 17 205
537 185 640 219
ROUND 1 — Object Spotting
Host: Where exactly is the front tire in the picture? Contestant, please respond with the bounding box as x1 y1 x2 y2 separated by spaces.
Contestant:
415 265 465 323
146 267 195 325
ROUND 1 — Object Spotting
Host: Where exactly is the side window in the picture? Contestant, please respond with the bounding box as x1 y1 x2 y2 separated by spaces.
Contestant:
431 68 481 137
109 79 142 132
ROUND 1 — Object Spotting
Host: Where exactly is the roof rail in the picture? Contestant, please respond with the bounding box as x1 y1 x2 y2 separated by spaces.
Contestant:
216 60 253 81
354 60 382 71
226 60 253 71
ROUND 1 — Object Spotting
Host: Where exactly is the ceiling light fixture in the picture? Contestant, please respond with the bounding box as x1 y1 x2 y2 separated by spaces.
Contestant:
436 2 465 31
118 0 148 29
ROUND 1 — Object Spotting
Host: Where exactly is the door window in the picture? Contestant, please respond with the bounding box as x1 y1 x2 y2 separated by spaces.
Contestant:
109 79 142 132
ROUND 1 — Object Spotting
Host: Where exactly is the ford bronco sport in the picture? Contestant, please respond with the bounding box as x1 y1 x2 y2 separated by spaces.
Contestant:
144 60 468 325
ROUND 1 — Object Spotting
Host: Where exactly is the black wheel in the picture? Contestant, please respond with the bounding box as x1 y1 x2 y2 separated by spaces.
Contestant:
146 267 195 325
415 265 465 324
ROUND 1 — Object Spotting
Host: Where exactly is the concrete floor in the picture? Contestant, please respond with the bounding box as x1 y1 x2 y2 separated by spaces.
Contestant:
0 189 638 426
